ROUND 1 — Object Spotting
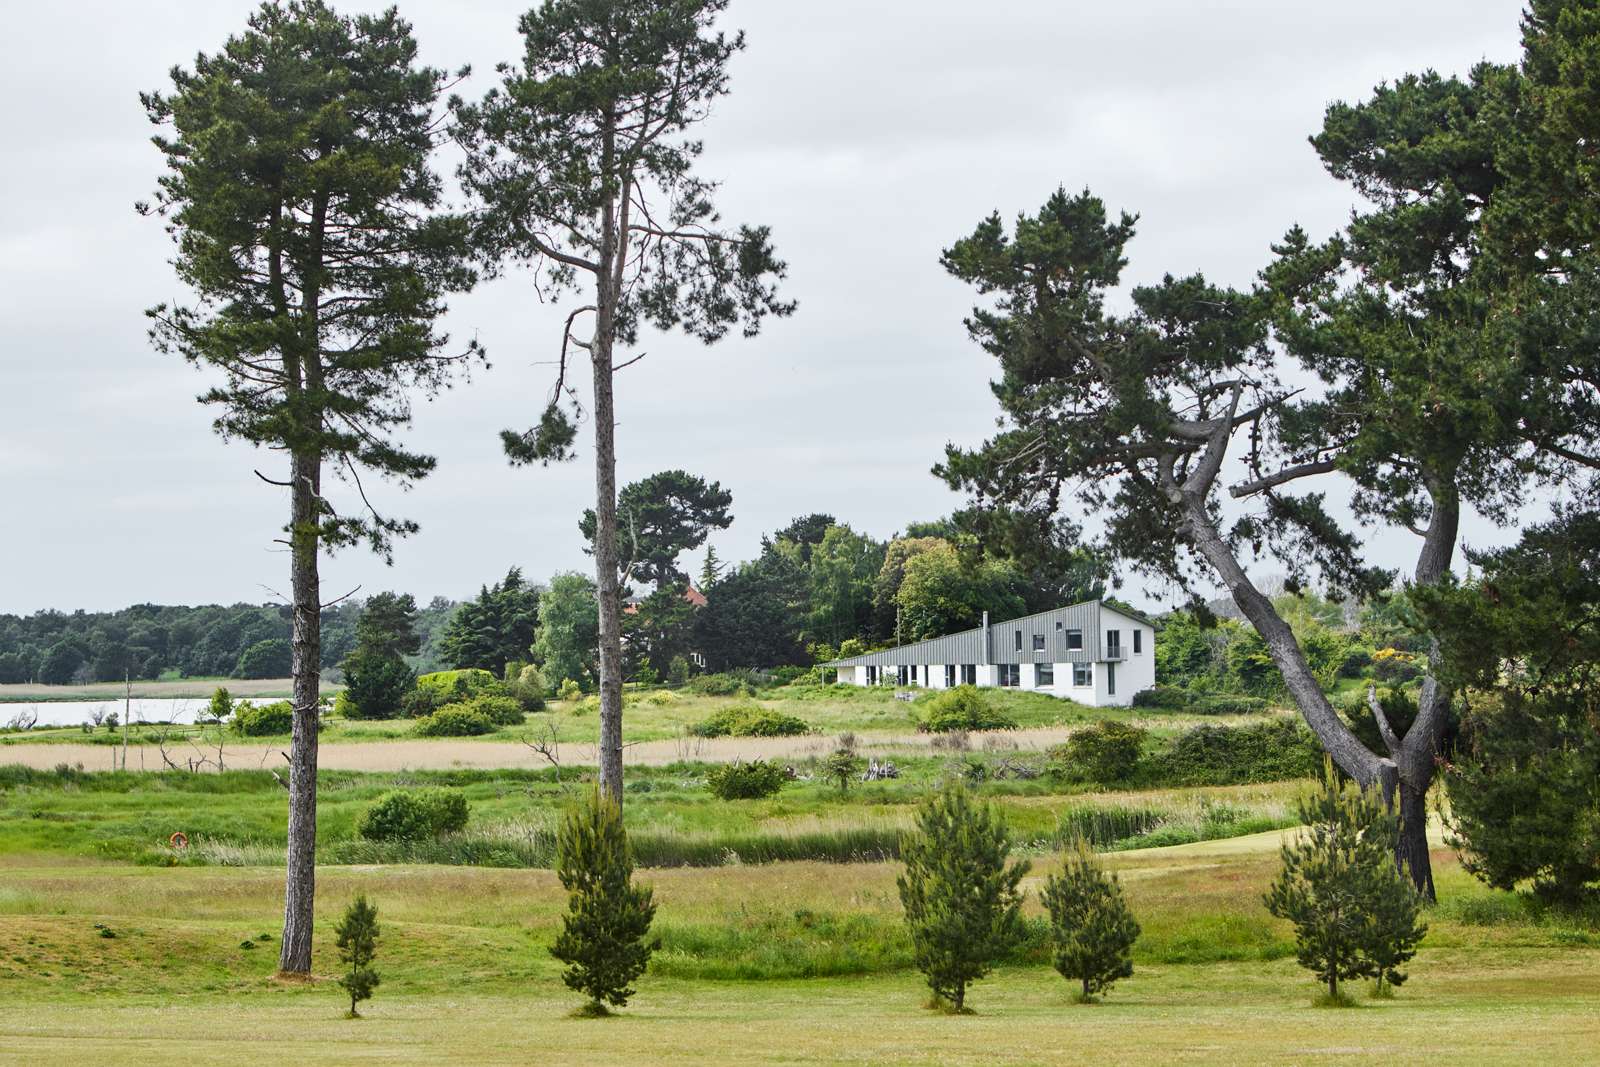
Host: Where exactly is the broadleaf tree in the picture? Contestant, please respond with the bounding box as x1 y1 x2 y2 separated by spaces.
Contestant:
456 0 794 802
140 0 480 971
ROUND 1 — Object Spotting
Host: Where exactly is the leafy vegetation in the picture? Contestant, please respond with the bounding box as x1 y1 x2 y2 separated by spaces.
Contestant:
705 761 788 801
356 788 470 842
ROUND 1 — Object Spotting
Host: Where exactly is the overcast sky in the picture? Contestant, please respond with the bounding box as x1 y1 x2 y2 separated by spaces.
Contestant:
0 0 1535 615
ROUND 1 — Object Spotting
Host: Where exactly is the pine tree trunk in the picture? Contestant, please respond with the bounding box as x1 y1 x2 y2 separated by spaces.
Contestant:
1395 778 1435 902
591 324 624 802
279 447 322 974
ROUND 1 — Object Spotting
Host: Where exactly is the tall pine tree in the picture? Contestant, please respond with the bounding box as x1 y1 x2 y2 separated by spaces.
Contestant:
455 0 793 802
140 0 479 972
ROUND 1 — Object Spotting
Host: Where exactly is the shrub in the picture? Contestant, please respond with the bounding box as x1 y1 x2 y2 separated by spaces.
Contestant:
821 747 862 793
506 664 547 711
1191 694 1270 715
686 670 769 696
1265 758 1426 999
1153 718 1320 786
357 788 470 842
1054 721 1147 784
916 686 1017 733
459 693 527 727
400 685 447 719
689 703 810 738
897 780 1029 1013
230 701 295 737
1131 685 1188 710
550 791 658 1014
558 678 583 702
706 760 788 800
335 895 380 1018
412 706 496 737
415 669 498 702
1043 838 1141 1002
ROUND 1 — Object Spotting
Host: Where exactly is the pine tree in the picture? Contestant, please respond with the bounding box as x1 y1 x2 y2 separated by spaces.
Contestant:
1265 758 1427 1001
1042 838 1140 1002
550 790 659 1015
334 895 380 1018
700 545 725 591
897 780 1029 1013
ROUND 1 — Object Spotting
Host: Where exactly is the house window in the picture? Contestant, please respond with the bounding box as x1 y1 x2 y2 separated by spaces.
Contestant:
1032 633 1046 652
1133 629 1142 654
1065 629 1083 652
1072 663 1091 687
945 664 957 687
897 665 909 686
1037 663 1054 686
998 663 1020 687
961 664 977 685
1107 662 1116 696
1014 630 1023 651
1106 629 1121 658
866 666 878 685
911 665 918 683
1056 621 1063 630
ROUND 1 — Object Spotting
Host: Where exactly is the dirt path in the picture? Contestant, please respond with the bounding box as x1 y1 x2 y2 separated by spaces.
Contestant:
0 726 1073 773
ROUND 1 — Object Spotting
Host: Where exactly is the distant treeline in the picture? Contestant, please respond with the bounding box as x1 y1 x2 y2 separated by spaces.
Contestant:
0 597 460 686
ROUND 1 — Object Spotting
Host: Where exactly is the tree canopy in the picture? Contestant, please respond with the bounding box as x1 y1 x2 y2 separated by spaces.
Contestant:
580 470 733 589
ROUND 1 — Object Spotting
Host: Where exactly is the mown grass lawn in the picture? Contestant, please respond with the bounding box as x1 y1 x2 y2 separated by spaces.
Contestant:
0 836 1595 1066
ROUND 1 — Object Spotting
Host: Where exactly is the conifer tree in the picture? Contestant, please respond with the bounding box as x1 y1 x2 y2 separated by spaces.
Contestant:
141 1 479 973
334 895 380 1017
1042 838 1140 1002
897 780 1029 1013
550 790 659 1015
1265 758 1426 1001
455 0 793 804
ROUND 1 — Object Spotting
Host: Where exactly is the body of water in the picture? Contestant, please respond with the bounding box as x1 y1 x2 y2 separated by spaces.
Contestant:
3 697 277 730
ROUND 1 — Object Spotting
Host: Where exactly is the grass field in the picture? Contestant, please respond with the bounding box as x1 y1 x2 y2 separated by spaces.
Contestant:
1 833 1596 1065
1 684 1594 1064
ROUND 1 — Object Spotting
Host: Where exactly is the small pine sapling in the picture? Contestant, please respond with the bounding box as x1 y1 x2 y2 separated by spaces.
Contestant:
822 746 862 793
1042 837 1141 1002
550 790 659 1016
897 780 1029 1013
1265 757 1427 1002
334 895 380 1018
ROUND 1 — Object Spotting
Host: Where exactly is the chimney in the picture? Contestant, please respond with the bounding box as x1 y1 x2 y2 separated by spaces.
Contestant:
981 611 990 665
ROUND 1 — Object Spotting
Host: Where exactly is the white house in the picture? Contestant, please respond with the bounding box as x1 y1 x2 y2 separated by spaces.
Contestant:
824 599 1155 708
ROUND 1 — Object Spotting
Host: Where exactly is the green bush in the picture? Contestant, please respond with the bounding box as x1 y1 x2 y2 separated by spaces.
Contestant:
356 788 470 841
686 670 763 696
558 678 583 702
337 652 415 720
916 686 1017 733
415 669 498 702
1151 718 1320 786
689 703 810 738
230 701 295 736
412 706 496 737
400 685 447 719
458 693 526 727
1131 686 1188 710
1130 686 1267 715
1052 721 1147 784
706 760 788 800
506 664 547 711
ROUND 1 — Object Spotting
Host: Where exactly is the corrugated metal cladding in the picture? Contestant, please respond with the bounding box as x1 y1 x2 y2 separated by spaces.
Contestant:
826 600 1145 668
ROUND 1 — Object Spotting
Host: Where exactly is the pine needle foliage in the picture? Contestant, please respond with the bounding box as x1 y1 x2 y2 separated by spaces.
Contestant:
897 780 1029 1013
1042 837 1141 1001
334 895 380 1017
550 790 659 1015
1265 757 1427 999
